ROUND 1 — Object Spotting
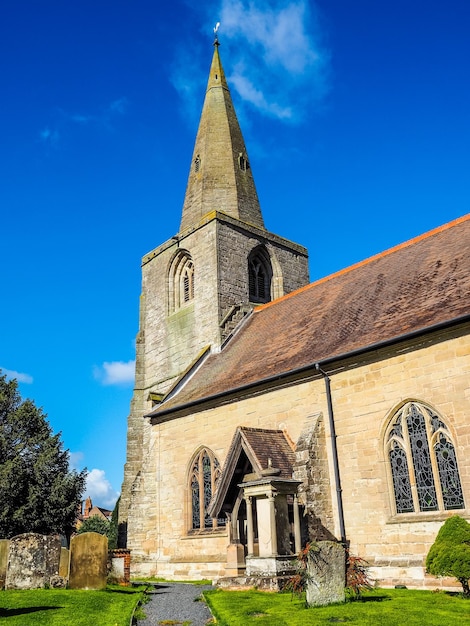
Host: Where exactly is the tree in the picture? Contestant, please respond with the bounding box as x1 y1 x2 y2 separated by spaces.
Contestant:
0 371 86 539
107 497 120 550
426 515 470 596
77 515 110 536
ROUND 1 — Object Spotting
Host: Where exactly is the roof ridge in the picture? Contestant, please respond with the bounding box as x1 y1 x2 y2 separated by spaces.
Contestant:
256 213 470 313
240 426 284 434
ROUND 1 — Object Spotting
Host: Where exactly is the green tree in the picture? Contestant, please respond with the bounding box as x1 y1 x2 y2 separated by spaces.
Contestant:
107 496 120 550
77 515 110 536
0 371 86 539
426 515 470 596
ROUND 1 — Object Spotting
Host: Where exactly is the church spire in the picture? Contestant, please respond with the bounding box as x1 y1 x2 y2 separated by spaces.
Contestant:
179 40 265 233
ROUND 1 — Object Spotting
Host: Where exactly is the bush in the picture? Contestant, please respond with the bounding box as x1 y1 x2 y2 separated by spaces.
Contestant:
346 552 374 599
77 515 110 536
426 515 470 596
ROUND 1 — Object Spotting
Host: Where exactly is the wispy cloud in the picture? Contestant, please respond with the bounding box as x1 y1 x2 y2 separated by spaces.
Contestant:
69 451 84 470
38 97 129 148
1 367 33 384
39 126 60 148
109 97 128 115
174 0 329 123
220 0 329 121
85 468 120 509
93 360 135 386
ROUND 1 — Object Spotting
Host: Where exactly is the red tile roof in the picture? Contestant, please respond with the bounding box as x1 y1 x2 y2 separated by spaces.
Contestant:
151 215 470 417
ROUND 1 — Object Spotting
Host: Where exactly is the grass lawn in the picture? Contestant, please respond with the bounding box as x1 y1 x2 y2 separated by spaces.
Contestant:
0 586 145 626
203 587 469 625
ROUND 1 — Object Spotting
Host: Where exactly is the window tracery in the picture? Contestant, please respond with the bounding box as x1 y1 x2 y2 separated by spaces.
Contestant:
188 448 225 531
386 401 464 515
169 251 194 312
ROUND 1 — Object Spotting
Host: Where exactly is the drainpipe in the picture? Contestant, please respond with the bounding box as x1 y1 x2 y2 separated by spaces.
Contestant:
315 363 346 545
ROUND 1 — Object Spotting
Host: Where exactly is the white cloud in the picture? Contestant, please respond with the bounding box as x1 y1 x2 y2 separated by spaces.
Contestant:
174 0 330 123
218 0 329 121
1 367 33 384
69 451 84 470
85 468 120 510
93 360 135 386
221 0 319 74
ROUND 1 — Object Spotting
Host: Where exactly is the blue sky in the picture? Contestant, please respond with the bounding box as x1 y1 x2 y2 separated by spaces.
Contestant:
1 0 469 509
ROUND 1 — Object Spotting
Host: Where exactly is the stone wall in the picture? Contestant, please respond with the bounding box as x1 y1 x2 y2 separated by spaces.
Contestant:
121 211 309 552
124 325 469 589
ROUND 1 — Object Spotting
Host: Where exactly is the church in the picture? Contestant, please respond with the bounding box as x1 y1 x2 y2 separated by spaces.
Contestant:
119 39 470 589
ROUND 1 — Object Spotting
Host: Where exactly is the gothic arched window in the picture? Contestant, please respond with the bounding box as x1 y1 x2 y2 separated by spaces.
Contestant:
385 401 464 515
169 250 194 312
248 246 272 304
188 448 224 531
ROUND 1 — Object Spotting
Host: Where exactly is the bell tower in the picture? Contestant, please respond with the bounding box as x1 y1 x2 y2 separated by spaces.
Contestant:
120 40 310 549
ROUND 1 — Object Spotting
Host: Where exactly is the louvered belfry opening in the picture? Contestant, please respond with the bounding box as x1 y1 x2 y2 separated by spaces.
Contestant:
248 246 272 304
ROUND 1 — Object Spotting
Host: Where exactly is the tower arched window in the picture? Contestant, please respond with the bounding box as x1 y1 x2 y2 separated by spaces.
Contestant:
188 448 225 532
169 250 194 312
248 246 272 304
385 401 464 515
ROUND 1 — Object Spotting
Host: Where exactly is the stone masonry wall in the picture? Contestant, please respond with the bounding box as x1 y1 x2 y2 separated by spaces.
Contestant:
128 327 469 589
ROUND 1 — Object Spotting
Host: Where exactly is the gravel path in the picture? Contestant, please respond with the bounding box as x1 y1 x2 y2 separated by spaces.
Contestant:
136 582 215 626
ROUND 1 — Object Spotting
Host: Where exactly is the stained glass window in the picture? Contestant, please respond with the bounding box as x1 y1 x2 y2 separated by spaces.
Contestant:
189 448 224 531
386 401 464 515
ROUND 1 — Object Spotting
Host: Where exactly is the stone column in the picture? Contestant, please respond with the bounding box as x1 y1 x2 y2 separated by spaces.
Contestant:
268 493 278 556
293 494 301 553
246 496 254 556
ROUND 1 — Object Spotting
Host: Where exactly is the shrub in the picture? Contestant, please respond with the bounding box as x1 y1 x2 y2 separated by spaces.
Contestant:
426 515 470 596
284 542 319 597
77 515 110 536
346 552 374 599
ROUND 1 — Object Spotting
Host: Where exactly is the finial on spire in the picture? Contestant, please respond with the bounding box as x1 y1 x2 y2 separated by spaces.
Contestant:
213 22 220 46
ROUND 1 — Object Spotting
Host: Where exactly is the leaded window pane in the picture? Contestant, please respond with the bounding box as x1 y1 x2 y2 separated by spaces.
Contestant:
189 449 225 531
390 442 414 513
191 472 200 529
407 404 438 511
435 435 465 510
202 453 212 528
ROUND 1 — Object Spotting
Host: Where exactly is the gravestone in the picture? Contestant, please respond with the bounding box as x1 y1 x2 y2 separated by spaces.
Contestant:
59 547 70 578
69 532 108 589
306 541 345 607
0 539 9 589
5 533 61 589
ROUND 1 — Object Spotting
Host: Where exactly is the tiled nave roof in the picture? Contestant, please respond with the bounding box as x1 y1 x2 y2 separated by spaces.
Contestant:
151 214 470 417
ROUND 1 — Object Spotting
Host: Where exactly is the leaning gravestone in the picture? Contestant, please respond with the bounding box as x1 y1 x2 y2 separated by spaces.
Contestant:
306 541 346 607
5 533 61 589
69 532 108 589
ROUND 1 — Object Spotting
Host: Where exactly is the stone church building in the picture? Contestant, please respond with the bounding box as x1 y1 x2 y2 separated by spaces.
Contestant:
120 41 470 588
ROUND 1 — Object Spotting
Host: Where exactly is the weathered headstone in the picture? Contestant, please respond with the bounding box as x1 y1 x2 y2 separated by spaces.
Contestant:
59 546 70 578
306 541 345 607
5 533 61 590
69 532 108 589
0 539 9 589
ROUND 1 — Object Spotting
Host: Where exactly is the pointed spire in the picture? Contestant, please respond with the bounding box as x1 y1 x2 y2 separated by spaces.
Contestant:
179 41 265 233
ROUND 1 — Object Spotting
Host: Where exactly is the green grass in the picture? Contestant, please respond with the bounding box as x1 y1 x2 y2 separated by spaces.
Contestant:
203 588 470 625
0 586 145 626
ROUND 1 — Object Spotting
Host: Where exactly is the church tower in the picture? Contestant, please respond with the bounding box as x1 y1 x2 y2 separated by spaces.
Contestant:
120 40 310 548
